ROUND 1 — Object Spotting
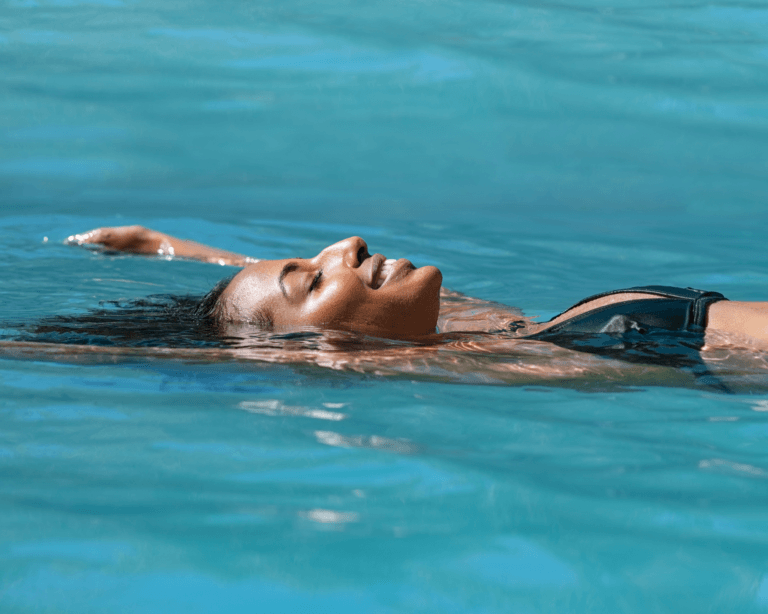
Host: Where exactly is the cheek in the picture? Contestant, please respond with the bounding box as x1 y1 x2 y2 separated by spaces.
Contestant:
303 280 369 326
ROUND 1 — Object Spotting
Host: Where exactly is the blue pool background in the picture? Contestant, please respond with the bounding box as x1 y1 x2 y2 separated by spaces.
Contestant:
3 0 768 612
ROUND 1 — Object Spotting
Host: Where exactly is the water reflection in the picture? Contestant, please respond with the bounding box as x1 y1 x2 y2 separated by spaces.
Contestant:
698 458 766 478
238 399 346 421
314 430 419 455
300 509 360 524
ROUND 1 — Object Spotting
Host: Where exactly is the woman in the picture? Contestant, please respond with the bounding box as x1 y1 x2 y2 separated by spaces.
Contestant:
67 225 768 346
0 223 751 392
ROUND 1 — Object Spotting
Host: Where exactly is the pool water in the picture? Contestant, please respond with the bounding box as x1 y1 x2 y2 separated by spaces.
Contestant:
3 0 768 612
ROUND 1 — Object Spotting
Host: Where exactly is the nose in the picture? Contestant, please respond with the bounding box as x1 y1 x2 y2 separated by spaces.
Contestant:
315 236 369 268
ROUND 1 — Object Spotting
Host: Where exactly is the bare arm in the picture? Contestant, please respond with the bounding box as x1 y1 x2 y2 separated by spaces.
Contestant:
705 301 768 349
67 225 256 267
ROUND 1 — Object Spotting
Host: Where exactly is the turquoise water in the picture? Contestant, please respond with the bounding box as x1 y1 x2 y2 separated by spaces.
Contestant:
3 0 768 612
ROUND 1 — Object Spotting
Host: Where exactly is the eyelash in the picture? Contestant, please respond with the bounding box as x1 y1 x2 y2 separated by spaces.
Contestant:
309 270 323 292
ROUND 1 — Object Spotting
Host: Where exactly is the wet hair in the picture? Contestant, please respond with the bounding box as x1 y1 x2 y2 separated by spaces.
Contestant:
194 275 235 321
3 275 250 349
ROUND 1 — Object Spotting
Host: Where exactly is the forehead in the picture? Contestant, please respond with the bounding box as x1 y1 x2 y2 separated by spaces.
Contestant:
221 259 287 320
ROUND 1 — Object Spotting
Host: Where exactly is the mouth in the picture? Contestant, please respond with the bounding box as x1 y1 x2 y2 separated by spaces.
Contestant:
371 255 413 289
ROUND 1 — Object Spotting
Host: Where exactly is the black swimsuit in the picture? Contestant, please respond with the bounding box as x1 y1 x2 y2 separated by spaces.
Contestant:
523 286 729 388
528 285 727 338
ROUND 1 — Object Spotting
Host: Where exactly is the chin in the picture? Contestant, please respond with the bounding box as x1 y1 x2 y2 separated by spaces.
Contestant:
419 265 443 293
410 266 442 335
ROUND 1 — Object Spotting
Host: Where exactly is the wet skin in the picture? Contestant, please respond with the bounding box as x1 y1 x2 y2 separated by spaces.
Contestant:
216 237 443 338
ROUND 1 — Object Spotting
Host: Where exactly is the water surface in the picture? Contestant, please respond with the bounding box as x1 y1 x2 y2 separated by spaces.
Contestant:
3 0 768 612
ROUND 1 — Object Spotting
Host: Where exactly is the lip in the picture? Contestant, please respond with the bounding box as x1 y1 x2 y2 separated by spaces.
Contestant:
377 258 414 289
363 253 416 290
368 254 386 289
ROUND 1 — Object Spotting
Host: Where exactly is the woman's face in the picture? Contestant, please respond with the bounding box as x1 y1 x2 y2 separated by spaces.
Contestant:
216 237 442 338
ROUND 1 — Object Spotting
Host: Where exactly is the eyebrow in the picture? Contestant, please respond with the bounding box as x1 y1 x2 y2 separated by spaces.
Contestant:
278 262 300 299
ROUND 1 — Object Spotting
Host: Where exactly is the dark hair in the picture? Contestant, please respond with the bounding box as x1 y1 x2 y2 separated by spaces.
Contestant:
5 276 242 349
194 275 234 320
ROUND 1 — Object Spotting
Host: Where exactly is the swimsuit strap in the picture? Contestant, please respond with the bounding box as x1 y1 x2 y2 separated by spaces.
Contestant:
551 285 727 329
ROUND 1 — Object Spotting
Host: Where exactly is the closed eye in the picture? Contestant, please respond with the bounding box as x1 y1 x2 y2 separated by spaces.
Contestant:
309 270 323 292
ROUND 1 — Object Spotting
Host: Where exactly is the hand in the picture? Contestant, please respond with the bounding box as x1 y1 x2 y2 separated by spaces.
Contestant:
67 225 168 256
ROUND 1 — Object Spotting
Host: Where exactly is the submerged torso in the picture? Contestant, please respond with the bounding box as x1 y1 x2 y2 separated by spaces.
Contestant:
1 285 765 393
